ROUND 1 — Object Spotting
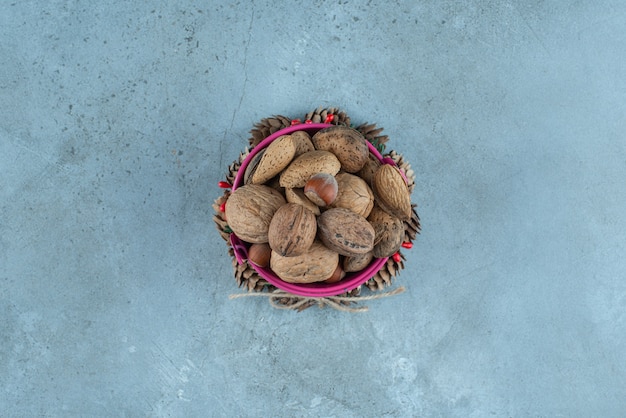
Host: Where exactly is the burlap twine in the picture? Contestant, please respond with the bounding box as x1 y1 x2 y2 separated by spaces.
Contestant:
229 286 406 313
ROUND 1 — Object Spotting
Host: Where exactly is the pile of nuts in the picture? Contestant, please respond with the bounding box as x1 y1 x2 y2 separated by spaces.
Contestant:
224 126 412 284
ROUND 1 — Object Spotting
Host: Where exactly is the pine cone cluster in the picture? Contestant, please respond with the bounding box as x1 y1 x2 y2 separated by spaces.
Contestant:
248 115 291 148
405 206 421 243
248 107 353 149
232 252 268 292
355 122 389 153
303 106 351 126
212 194 230 242
366 256 405 291
216 106 421 309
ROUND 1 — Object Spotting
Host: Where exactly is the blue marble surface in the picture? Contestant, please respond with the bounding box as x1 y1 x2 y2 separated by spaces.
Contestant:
1 1 625 416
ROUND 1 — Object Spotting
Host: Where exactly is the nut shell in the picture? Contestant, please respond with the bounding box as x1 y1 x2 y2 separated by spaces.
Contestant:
330 172 374 217
247 243 271 267
251 135 297 184
323 262 345 283
270 240 339 283
225 184 286 243
304 173 338 207
268 203 317 257
285 188 320 215
343 252 374 273
372 164 412 221
243 149 265 185
311 126 369 173
290 131 316 156
317 207 375 256
367 205 404 258
357 153 382 187
279 150 341 188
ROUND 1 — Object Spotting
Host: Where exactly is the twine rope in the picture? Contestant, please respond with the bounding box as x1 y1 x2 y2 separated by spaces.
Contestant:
229 286 406 313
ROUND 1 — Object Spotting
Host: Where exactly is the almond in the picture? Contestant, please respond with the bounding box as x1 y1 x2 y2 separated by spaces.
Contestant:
251 135 297 184
311 126 369 173
372 164 412 221
279 150 341 188
243 149 265 185
290 131 316 156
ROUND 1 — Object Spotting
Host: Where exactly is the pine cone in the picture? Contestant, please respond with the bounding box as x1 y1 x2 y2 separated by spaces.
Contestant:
355 122 389 153
249 115 291 148
405 205 421 243
346 286 362 297
304 106 351 126
213 193 231 242
222 148 250 187
213 147 249 241
366 254 405 291
229 248 270 292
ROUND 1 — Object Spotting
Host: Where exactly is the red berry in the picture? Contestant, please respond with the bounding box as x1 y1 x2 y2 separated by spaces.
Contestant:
218 181 231 189
392 252 402 263
401 242 413 249
219 202 226 212
324 114 335 123
291 119 301 126
304 119 312 124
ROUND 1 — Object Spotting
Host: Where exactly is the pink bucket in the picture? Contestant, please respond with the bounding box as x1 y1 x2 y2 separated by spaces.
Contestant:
230 123 394 297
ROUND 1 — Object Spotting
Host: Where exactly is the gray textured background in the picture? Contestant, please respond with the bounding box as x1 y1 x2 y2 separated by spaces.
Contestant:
2 1 625 417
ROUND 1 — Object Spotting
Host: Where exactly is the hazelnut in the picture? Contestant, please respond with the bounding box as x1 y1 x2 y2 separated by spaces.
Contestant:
323 262 345 283
247 243 271 268
304 173 338 207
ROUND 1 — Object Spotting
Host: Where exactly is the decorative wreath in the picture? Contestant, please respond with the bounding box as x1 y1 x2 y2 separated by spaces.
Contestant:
213 106 420 312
